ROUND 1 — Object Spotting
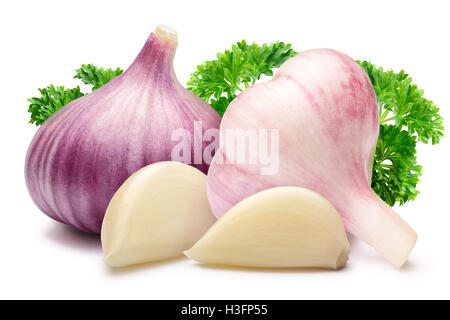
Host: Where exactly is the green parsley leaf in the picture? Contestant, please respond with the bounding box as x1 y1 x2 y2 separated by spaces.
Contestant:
358 61 444 205
28 65 123 125
74 64 123 90
27 85 85 126
187 40 297 115
358 61 444 145
371 125 422 206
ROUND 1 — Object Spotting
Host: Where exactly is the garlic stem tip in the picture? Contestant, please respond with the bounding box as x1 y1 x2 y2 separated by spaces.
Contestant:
155 24 178 46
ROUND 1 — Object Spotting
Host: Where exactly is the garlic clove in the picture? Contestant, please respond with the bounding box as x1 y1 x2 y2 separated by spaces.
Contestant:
185 186 350 269
101 161 216 267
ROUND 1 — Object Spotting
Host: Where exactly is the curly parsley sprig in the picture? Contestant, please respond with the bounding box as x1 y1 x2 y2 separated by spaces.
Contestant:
358 61 444 145
74 64 123 91
27 85 85 126
27 65 123 125
187 40 297 115
371 124 422 206
358 61 444 205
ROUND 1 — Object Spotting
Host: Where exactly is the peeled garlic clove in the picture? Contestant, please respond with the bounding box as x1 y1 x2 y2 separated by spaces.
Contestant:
185 187 350 269
101 161 216 267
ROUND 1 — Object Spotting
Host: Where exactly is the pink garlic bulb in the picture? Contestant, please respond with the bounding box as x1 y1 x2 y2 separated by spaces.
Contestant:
207 49 417 268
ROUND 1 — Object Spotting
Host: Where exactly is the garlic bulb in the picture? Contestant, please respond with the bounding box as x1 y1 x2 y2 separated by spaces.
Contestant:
206 49 417 268
25 25 221 234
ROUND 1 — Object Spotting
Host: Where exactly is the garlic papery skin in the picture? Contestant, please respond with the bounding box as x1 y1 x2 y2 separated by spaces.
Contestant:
25 25 221 234
101 161 216 268
185 187 350 269
206 49 417 268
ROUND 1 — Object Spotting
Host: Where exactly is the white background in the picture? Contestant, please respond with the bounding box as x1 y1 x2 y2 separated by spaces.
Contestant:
1 0 449 299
